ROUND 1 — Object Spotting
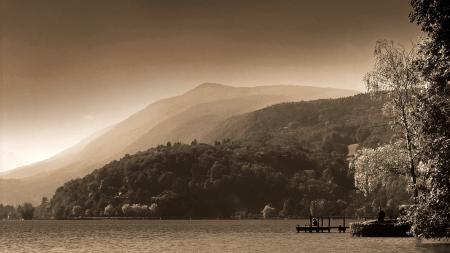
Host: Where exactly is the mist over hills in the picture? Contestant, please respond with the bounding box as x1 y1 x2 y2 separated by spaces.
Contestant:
0 83 358 204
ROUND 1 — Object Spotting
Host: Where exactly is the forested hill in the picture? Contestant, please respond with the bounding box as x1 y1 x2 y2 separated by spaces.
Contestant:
206 93 393 150
50 94 393 219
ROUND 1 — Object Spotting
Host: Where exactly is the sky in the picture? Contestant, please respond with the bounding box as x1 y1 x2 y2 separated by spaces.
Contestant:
0 0 420 172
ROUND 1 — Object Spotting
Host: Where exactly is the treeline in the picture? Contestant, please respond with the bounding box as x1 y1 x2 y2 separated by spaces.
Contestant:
0 198 50 220
50 140 366 219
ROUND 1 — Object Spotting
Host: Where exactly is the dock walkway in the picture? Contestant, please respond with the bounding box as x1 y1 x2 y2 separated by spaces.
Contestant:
296 216 349 233
296 225 349 233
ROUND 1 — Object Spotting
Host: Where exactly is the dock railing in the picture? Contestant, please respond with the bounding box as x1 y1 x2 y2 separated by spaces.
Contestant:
296 216 376 233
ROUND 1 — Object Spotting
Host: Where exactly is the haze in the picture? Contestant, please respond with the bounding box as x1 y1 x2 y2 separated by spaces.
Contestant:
0 0 419 172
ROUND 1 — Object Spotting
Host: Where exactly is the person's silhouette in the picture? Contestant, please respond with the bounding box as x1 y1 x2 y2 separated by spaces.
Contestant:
377 207 385 223
312 217 318 226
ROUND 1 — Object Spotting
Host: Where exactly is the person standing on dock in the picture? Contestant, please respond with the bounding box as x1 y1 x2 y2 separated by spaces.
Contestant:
312 217 319 226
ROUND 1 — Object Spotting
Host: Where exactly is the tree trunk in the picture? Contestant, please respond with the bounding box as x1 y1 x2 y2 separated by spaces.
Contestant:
400 105 417 198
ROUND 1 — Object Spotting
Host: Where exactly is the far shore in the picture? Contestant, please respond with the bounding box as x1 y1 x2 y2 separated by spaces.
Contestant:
2 216 375 221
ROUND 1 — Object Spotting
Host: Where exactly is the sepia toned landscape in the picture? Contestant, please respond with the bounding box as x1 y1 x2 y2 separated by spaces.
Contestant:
1 0 449 252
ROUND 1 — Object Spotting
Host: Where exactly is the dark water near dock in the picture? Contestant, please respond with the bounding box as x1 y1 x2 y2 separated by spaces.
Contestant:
1 220 449 253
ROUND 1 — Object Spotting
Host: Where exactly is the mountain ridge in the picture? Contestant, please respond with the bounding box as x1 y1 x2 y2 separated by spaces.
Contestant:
0 83 358 204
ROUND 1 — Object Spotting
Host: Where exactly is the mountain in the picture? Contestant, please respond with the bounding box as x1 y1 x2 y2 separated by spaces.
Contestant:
0 83 358 204
48 93 392 219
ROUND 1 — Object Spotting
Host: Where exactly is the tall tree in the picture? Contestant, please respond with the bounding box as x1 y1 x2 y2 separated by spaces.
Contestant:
364 40 423 196
409 0 450 238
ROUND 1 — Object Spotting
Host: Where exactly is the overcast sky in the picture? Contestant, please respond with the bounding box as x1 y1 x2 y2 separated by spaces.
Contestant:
1 0 419 171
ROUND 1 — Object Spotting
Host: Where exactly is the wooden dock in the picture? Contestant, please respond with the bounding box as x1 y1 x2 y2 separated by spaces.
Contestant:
296 216 349 233
296 225 349 233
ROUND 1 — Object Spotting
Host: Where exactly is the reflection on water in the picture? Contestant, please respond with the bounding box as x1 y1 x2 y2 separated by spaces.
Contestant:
414 239 450 253
0 220 448 253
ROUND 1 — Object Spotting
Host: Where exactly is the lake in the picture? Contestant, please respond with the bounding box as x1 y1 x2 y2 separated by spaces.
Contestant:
1 220 449 253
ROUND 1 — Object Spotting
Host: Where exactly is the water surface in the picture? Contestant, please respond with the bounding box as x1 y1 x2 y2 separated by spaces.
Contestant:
1 220 448 253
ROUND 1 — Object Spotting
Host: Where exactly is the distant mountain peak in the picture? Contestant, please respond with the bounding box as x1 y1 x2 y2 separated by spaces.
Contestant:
194 83 231 89
183 83 233 95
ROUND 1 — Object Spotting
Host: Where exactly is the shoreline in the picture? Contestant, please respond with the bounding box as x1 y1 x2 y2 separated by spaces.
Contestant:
2 216 369 221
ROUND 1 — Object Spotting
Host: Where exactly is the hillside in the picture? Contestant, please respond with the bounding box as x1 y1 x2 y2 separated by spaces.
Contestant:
0 83 358 204
48 93 393 219
205 93 393 149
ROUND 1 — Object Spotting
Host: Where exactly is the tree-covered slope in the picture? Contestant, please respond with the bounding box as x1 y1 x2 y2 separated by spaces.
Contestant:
205 93 393 150
49 94 392 219
51 141 354 218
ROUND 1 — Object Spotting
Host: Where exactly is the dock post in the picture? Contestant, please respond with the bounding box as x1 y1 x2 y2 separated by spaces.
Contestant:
309 216 312 226
343 216 346 227
321 217 323 227
328 217 331 227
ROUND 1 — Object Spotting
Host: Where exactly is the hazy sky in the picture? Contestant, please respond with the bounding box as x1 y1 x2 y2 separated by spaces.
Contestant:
1 0 419 171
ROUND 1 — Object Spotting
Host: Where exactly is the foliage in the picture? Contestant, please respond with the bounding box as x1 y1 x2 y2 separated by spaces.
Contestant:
104 204 115 216
352 141 410 196
120 204 154 217
0 202 49 220
351 142 411 217
33 197 51 219
410 0 450 79
72 205 83 217
17 202 34 220
0 204 18 220
409 0 450 238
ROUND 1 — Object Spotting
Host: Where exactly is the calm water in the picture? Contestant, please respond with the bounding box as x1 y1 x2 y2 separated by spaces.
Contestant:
1 220 449 253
